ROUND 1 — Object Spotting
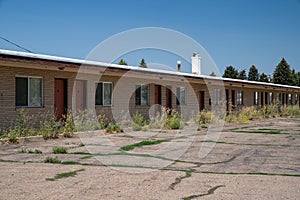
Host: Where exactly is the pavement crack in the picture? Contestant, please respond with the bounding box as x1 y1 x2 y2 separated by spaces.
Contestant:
182 185 225 200
169 170 193 190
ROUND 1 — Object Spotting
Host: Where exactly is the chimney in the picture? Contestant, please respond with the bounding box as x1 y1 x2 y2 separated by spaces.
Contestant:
191 52 201 75
177 60 181 72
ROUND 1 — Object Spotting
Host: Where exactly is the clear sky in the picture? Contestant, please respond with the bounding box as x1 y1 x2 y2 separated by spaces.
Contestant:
0 0 300 75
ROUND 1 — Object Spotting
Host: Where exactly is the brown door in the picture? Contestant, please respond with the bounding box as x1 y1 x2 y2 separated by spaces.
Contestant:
154 85 162 114
231 90 236 107
166 86 172 110
75 80 85 111
54 79 67 121
199 91 205 111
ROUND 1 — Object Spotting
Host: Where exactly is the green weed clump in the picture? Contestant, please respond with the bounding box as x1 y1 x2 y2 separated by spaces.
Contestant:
53 146 68 154
44 156 61 164
105 123 123 134
131 112 146 131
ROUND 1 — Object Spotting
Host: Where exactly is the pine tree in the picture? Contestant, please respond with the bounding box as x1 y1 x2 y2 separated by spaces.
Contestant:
291 69 297 86
223 66 238 79
238 69 247 80
273 58 292 85
296 72 300 87
259 72 269 82
248 65 259 81
139 58 147 68
118 59 128 65
209 72 217 76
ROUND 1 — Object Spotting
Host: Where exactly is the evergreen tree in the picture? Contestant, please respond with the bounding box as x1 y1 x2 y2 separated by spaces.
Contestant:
273 58 292 85
238 69 247 80
248 65 259 81
209 72 217 76
295 71 300 87
259 72 269 82
291 69 297 86
223 66 238 79
118 59 128 65
139 58 147 68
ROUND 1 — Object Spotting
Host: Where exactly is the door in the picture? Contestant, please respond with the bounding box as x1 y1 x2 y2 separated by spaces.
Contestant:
166 86 172 110
54 79 67 121
231 90 236 107
261 92 264 106
199 91 205 111
225 89 229 112
75 80 86 111
154 85 162 114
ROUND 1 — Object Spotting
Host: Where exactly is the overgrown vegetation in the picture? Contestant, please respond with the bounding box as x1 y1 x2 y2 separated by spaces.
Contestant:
198 103 300 125
120 139 169 151
52 146 68 154
46 168 85 181
44 156 61 164
19 148 42 154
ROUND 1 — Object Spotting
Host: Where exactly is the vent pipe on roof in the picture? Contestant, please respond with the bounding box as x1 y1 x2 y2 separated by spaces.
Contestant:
177 60 181 72
192 52 201 75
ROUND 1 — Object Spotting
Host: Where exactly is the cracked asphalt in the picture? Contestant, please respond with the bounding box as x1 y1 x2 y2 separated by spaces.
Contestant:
0 117 299 200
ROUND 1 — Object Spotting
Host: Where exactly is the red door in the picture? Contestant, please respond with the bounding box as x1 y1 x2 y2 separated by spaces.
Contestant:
199 91 205 111
75 80 85 111
154 85 162 114
54 79 66 121
166 87 172 110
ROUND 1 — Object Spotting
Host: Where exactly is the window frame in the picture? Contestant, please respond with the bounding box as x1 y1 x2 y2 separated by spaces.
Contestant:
15 76 43 108
237 90 243 105
214 88 222 105
176 86 186 106
254 91 259 105
95 82 113 106
135 84 149 106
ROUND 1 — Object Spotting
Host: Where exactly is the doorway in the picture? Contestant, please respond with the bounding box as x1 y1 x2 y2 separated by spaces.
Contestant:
154 85 162 114
75 80 86 111
54 78 67 121
199 91 205 111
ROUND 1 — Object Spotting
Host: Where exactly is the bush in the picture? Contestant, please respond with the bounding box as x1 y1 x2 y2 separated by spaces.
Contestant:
131 112 145 131
44 156 61 164
40 114 59 140
166 111 181 129
53 146 68 154
62 112 76 138
105 123 123 134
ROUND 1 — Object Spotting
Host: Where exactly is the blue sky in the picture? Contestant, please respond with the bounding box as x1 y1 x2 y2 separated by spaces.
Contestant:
0 0 300 75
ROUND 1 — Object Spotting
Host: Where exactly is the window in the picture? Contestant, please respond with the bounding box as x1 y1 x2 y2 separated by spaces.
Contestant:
237 90 243 105
135 84 149 106
254 91 259 105
16 77 42 107
95 82 112 106
176 87 186 105
214 88 222 105
269 93 273 104
295 94 298 105
288 94 292 105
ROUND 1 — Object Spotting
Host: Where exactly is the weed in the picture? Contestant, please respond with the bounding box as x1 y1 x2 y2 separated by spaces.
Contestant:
62 111 76 138
46 168 85 181
53 146 68 154
79 142 85 147
105 123 123 134
44 156 61 164
120 139 169 151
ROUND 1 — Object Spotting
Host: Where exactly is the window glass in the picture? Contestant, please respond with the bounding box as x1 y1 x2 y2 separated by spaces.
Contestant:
29 78 42 107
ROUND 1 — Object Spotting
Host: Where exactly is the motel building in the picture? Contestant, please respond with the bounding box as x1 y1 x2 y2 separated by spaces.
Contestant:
0 49 300 129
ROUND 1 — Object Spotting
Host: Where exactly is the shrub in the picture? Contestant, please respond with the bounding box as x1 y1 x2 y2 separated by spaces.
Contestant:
166 111 181 129
62 112 76 138
40 114 59 140
105 123 123 134
53 146 68 154
74 110 100 131
131 112 145 131
44 156 61 164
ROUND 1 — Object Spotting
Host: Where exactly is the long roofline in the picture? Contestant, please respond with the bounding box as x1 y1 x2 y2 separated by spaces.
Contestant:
1 48 300 90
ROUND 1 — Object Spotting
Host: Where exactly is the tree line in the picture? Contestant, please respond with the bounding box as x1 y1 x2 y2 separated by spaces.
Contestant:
222 58 300 86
